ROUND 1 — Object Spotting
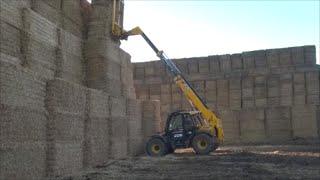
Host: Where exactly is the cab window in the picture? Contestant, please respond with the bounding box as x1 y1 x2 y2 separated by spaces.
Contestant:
169 114 183 131
184 115 194 131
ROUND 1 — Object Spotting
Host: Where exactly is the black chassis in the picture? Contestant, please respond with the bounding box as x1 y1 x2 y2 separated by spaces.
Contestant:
150 111 213 151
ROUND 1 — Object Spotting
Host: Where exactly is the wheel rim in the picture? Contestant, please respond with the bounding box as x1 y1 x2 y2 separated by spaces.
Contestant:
197 140 207 150
151 144 160 153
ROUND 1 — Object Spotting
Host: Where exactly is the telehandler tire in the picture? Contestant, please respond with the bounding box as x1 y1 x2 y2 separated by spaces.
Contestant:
192 134 213 155
146 137 167 156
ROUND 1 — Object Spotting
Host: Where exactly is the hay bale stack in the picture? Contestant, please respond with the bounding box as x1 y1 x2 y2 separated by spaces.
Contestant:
0 142 46 180
46 78 86 177
109 96 128 159
229 78 242 110
265 107 292 141
239 108 266 143
291 105 318 138
217 79 229 107
85 2 136 98
30 0 61 26
0 60 47 180
306 71 320 105
21 8 58 80
126 99 143 156
120 50 136 98
86 56 123 97
60 0 83 38
0 0 31 29
56 29 84 84
133 45 320 143
0 21 22 60
293 72 306 105
216 108 240 143
141 100 161 143
84 88 110 167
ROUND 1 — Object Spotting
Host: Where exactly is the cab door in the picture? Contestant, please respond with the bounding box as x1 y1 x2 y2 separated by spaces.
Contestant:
183 114 196 146
167 113 186 148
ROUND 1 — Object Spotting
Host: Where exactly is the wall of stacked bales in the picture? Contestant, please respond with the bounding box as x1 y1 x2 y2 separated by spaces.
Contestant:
133 46 320 144
0 0 160 179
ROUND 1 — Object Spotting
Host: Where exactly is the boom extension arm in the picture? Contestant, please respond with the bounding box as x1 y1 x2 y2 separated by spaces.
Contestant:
122 27 224 142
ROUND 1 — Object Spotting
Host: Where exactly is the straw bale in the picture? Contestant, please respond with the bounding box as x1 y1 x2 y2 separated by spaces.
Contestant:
188 59 199 74
31 0 61 26
231 53 243 70
0 21 22 59
304 45 316 65
219 55 231 72
0 0 31 28
198 57 209 73
127 136 144 156
292 105 318 138
216 108 240 143
61 15 82 38
46 78 87 114
254 50 267 68
265 107 291 140
279 48 292 66
291 46 304 65
0 142 46 180
23 37 57 80
88 88 110 118
110 96 126 117
242 52 255 69
22 8 58 46
62 0 82 25
47 142 83 177
84 117 109 167
134 66 145 79
266 49 279 67
0 61 46 110
87 56 121 81
141 100 161 137
47 111 85 142
209 55 220 73
42 0 62 10
0 105 47 143
306 71 319 95
239 108 266 142
0 53 21 66
56 48 83 84
85 37 121 62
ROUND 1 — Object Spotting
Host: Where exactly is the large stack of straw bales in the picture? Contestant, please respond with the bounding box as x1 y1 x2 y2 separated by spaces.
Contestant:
0 0 161 179
133 46 320 143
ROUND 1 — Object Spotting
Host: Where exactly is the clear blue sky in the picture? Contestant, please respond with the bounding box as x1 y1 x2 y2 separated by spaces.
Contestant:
119 0 319 63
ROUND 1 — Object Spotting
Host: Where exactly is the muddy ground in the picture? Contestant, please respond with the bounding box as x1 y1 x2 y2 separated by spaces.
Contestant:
73 145 319 180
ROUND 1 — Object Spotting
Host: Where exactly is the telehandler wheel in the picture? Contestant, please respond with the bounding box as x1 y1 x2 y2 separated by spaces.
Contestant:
192 134 213 155
146 137 167 156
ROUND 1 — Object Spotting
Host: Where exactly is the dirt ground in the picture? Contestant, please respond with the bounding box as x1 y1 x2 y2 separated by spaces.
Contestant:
74 145 319 180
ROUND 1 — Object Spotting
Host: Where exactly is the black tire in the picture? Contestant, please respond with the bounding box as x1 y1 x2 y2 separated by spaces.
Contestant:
146 137 167 156
192 133 213 155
